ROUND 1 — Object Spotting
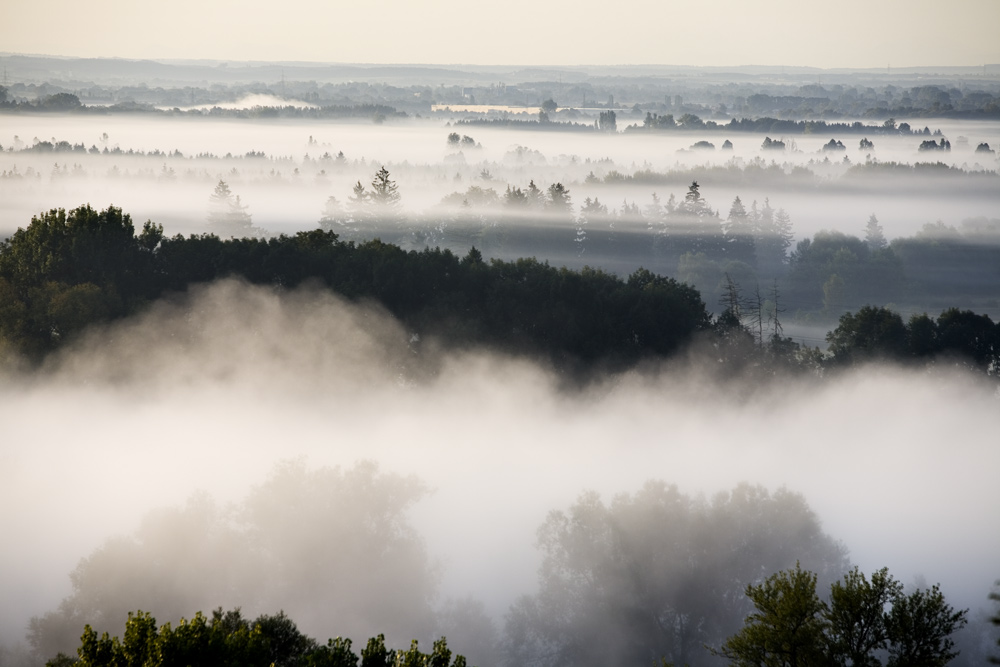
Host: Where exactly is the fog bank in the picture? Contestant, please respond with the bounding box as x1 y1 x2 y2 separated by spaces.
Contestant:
1 280 997 653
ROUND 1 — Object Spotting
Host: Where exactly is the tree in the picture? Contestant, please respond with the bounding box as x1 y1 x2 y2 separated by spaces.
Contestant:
724 196 756 265
715 564 828 667
546 182 572 219
347 181 370 223
318 195 355 239
208 180 261 238
885 585 967 667
505 483 847 667
827 567 902 667
598 110 617 132
369 166 401 210
865 214 887 251
826 305 908 364
716 566 967 667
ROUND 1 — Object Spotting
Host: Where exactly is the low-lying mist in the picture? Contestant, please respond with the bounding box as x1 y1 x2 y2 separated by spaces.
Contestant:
2 116 998 242
1 280 998 662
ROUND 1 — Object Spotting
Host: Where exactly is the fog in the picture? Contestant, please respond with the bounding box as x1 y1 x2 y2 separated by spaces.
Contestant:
1 280 997 661
2 98 999 663
2 115 998 244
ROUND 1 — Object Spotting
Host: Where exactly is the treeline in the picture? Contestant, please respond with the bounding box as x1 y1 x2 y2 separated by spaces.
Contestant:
0 205 708 369
456 112 952 136
55 609 468 667
0 89 404 120
1 204 998 377
453 117 601 132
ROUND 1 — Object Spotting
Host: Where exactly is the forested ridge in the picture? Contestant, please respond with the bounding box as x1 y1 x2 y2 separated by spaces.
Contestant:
0 204 997 377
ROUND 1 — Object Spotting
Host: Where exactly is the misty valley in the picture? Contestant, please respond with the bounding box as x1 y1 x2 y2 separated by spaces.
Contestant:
1 57 999 667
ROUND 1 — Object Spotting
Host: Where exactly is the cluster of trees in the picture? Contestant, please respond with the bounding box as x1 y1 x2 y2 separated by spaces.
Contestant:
504 484 849 667
0 86 404 121
784 216 1000 317
55 608 468 667
319 166 404 240
920 138 952 151
433 179 795 298
628 115 951 136
28 463 450 661
207 180 265 238
785 224 904 315
824 305 1000 371
715 563 968 667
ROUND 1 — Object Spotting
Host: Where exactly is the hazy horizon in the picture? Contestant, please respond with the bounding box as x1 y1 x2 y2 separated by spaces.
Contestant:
2 0 999 69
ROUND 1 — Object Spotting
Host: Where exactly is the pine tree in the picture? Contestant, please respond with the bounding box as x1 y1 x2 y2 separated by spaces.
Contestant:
865 214 887 251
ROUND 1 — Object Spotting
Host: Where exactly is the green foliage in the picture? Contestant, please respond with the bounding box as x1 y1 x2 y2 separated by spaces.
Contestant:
63 608 470 667
0 205 710 370
826 305 908 363
827 567 902 667
825 305 999 372
885 586 967 667
715 563 829 667
715 566 968 667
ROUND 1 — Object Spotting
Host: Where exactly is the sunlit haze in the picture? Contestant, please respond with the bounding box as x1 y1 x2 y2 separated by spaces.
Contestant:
2 0 999 68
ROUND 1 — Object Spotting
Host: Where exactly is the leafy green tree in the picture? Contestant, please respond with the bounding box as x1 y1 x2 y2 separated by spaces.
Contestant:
0 205 162 356
716 567 968 667
934 308 1000 372
826 305 908 364
714 563 829 667
885 585 967 667
826 567 902 667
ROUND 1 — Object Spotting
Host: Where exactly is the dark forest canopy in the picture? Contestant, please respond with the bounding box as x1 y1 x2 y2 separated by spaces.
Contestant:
0 205 997 378
0 205 709 371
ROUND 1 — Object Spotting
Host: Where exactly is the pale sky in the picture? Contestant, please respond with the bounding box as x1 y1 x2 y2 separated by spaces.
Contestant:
1 0 999 69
